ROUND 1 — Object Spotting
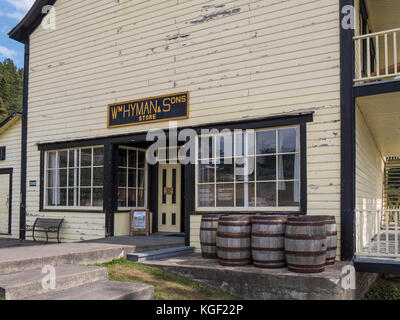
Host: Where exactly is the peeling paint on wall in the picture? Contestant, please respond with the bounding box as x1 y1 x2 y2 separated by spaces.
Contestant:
190 8 241 24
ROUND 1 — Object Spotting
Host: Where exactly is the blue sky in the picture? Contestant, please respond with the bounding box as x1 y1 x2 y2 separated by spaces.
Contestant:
0 0 35 68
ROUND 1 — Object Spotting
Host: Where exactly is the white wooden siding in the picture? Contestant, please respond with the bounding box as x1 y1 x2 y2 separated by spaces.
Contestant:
0 117 21 238
27 0 341 246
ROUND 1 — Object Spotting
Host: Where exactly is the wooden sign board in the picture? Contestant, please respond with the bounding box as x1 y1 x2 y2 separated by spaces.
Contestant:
108 92 189 128
130 210 151 236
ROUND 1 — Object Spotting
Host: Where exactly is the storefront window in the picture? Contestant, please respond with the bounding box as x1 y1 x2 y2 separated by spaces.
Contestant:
196 126 300 210
45 146 104 208
117 147 147 209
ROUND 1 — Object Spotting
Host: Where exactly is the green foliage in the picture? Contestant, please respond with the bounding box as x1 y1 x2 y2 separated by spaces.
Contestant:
0 58 23 121
365 277 400 300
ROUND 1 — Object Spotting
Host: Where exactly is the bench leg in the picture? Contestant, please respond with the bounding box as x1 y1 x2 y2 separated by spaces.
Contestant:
57 230 61 243
45 232 49 244
32 229 36 242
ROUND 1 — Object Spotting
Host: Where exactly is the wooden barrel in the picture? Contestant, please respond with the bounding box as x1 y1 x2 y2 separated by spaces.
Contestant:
200 215 222 259
251 215 288 268
323 216 338 265
216 216 252 266
285 216 327 273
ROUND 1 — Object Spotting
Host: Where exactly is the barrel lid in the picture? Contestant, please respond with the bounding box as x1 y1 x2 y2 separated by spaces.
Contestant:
251 215 288 221
287 216 328 222
219 215 251 221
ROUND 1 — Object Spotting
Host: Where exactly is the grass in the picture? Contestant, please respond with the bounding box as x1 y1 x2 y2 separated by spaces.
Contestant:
96 258 238 300
365 276 400 300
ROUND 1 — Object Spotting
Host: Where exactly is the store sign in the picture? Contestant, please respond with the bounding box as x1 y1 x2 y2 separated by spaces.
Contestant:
108 92 189 128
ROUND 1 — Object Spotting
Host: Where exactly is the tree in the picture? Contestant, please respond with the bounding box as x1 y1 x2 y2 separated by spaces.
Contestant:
0 58 23 120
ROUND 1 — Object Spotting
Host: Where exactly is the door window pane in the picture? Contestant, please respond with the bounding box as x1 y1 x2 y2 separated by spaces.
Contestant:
128 150 137 168
81 149 92 167
93 148 104 166
80 188 91 207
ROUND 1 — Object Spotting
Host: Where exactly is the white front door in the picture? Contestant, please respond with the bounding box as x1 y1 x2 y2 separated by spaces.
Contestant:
158 163 181 233
0 174 10 234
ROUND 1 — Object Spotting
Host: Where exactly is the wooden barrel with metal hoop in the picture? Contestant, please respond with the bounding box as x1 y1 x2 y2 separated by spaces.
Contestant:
284 216 327 273
200 215 223 259
251 215 288 268
216 216 252 266
323 216 337 265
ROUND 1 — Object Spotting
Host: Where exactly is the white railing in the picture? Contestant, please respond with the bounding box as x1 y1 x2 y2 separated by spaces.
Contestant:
355 209 400 259
354 28 400 83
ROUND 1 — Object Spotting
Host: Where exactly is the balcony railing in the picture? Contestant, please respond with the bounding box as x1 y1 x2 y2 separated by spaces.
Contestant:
354 28 400 83
355 209 400 259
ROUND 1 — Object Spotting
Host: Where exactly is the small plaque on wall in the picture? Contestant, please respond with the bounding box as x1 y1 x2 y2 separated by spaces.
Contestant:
130 210 151 236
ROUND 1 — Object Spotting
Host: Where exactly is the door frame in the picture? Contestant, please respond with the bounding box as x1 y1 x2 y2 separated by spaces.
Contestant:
0 168 13 235
157 162 182 233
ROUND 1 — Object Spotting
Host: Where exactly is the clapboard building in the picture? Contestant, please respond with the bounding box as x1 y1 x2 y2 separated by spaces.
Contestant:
4 0 400 273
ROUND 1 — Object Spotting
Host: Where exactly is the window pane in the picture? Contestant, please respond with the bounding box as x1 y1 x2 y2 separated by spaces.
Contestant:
59 188 67 206
47 170 56 188
128 150 137 168
138 189 145 207
256 130 276 154
216 159 234 182
93 188 103 207
278 181 300 207
256 182 276 207
93 167 104 186
235 157 255 182
216 134 233 159
118 148 127 167
118 168 126 187
278 127 299 153
93 148 104 166
128 169 136 188
117 188 126 207
58 151 68 168
235 131 255 156
216 183 234 207
128 189 136 207
198 136 214 159
198 162 215 183
68 168 78 188
138 151 145 168
69 150 77 167
47 152 57 169
46 189 56 206
59 169 68 187
138 169 145 188
81 148 92 167
80 188 91 207
278 154 300 180
236 183 255 207
198 184 215 207
256 156 276 181
68 188 78 206
80 168 91 187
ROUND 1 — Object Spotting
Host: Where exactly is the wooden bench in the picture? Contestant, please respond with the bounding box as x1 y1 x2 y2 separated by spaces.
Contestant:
24 218 64 244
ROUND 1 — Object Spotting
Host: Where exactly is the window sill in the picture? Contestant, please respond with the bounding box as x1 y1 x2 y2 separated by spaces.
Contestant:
39 208 105 213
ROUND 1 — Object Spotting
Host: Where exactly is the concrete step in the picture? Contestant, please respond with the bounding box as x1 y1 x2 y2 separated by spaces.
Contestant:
25 281 154 300
127 246 195 262
0 265 108 300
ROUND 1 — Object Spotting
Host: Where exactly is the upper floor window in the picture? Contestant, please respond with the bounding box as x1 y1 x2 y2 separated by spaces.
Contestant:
45 146 104 209
196 126 300 211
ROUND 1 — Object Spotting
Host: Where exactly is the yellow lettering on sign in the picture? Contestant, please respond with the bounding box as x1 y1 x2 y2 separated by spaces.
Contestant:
163 98 171 112
111 106 118 120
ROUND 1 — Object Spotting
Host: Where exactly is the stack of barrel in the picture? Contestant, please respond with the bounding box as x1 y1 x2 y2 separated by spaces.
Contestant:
199 214 338 273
